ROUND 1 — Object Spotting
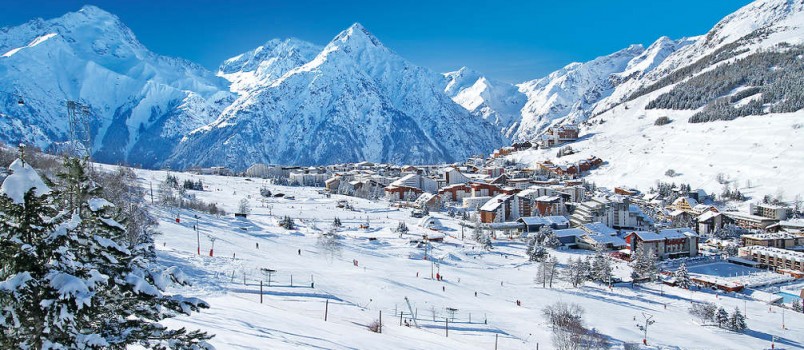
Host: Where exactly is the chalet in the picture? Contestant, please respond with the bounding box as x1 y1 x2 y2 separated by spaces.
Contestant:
492 146 515 158
770 218 804 234
696 211 727 235
668 197 698 213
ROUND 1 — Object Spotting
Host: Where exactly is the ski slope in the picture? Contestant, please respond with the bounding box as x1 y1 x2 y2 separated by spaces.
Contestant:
112 166 804 349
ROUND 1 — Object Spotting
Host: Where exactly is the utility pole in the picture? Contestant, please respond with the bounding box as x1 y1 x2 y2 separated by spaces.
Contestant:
195 215 200 255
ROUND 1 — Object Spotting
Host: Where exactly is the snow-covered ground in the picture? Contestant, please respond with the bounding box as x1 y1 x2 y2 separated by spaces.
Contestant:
507 103 804 204
108 166 804 349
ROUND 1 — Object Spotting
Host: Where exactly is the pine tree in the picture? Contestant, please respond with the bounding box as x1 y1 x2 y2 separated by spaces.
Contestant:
716 307 730 328
0 158 212 349
526 236 548 262
729 307 747 332
674 262 692 289
591 253 613 284
793 299 803 313
630 244 658 282
543 230 561 249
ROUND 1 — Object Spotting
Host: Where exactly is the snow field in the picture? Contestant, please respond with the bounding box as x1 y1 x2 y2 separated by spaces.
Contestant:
110 166 804 349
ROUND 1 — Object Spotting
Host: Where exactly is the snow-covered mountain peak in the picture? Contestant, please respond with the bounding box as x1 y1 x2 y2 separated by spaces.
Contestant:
218 38 321 92
703 0 803 47
332 22 384 48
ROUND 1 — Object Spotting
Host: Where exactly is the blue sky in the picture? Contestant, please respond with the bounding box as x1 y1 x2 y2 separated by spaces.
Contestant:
2 0 752 82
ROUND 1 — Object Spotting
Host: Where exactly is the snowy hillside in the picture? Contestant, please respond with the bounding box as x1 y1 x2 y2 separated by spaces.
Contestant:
503 0 804 202
167 24 506 169
514 45 645 141
104 165 804 349
0 5 232 168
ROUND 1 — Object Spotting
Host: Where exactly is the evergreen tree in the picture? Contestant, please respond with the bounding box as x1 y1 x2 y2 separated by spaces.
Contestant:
674 262 692 289
543 230 561 249
729 307 747 332
630 244 658 282
591 253 613 284
0 158 211 349
280 216 296 230
716 307 730 328
793 299 803 313
526 235 549 262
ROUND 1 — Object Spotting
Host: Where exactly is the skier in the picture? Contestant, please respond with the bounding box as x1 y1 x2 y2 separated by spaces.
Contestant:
256 242 259 249
298 249 301 255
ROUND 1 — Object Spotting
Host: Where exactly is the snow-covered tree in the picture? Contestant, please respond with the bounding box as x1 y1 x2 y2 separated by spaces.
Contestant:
674 262 692 289
0 158 211 349
689 302 718 324
332 217 342 228
630 244 658 282
793 299 803 313
526 236 549 262
716 307 730 328
565 258 588 288
729 307 747 332
591 253 613 284
279 216 296 230
238 198 251 215
543 230 561 249
395 221 409 234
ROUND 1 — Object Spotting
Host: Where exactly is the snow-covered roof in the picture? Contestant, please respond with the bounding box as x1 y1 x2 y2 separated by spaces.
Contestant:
658 228 698 238
583 222 617 235
697 211 721 222
672 196 698 207
553 228 586 238
0 159 51 205
534 195 560 202
480 194 509 212
585 234 626 247
742 232 800 240
779 218 804 228
740 246 804 263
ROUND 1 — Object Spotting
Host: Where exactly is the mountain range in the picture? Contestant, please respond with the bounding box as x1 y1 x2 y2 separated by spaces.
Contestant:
0 0 802 173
